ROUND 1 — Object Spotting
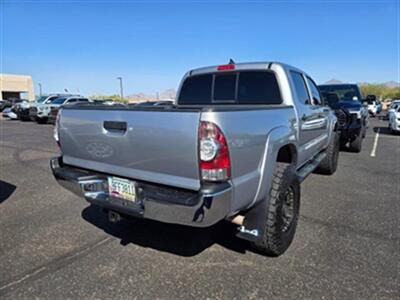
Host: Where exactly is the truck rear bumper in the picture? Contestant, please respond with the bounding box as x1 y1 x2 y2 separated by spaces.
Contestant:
51 157 232 227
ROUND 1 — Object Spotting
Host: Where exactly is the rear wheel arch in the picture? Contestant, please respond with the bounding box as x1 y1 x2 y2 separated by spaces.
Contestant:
333 120 339 132
276 144 297 166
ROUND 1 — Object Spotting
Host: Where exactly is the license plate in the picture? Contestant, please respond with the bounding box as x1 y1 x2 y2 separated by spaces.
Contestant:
108 176 136 202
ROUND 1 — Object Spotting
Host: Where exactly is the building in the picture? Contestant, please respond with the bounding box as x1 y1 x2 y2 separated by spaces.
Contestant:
0 74 35 101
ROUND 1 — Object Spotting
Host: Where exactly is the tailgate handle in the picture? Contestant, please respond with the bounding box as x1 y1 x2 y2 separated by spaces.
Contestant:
103 121 127 132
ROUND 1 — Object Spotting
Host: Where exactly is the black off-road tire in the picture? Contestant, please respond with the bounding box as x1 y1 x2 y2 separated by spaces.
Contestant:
362 123 367 138
36 117 47 124
340 140 347 150
251 162 300 256
349 132 362 152
315 131 340 175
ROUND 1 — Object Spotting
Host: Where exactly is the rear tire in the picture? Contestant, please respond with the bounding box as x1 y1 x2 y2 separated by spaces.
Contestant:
349 132 362 152
20 116 30 122
315 131 340 175
36 117 47 124
251 162 300 256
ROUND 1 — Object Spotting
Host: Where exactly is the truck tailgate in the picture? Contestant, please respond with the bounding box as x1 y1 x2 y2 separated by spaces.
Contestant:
59 108 201 190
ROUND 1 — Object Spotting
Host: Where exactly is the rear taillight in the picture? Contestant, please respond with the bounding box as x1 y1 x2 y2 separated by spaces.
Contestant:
199 121 231 181
53 110 61 148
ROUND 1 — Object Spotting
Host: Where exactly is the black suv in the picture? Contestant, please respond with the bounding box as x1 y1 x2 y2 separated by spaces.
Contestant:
319 84 368 152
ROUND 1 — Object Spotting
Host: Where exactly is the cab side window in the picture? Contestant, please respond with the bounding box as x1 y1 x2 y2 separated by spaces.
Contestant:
290 71 311 105
306 77 323 106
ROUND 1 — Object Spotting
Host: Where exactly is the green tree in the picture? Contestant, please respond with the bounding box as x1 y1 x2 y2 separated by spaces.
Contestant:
360 84 400 101
89 94 128 103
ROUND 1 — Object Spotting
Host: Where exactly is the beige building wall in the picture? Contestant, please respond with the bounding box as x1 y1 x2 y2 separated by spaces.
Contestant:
0 74 35 101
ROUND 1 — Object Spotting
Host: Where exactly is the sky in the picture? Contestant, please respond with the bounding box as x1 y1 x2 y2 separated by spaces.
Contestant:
1 0 399 97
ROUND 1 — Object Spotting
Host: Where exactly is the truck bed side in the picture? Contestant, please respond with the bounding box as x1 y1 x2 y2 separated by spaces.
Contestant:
201 106 297 212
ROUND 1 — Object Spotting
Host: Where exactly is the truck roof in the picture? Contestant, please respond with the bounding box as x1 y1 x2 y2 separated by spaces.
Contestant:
187 61 304 77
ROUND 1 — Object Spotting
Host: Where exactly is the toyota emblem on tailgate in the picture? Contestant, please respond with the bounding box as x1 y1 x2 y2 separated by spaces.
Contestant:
86 142 114 158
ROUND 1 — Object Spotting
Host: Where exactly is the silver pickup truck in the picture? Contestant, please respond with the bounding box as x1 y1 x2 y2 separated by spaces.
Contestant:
51 62 339 256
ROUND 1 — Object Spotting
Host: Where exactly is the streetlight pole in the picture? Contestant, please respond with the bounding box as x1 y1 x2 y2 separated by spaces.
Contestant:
38 83 42 98
117 77 124 101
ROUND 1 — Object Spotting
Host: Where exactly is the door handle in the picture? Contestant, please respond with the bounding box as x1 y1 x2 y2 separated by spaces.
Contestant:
103 121 127 132
301 117 327 130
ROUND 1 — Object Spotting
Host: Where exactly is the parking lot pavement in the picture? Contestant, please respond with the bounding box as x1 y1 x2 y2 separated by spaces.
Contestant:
0 117 399 299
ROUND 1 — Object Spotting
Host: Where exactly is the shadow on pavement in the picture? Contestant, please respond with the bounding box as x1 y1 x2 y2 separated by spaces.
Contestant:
373 126 398 136
81 204 251 257
0 180 17 203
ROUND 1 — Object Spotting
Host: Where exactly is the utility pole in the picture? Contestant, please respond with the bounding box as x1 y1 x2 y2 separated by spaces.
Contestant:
38 83 42 97
117 77 124 101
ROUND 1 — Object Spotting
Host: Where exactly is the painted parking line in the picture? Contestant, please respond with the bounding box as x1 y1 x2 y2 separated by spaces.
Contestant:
370 128 380 157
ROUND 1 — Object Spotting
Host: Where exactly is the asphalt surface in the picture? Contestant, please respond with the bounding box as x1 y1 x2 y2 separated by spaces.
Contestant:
0 116 399 299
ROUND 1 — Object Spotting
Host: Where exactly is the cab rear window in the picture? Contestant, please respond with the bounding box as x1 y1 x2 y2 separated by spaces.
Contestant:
178 71 282 105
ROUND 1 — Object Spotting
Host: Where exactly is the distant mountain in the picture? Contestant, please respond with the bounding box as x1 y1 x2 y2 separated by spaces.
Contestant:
324 79 343 84
382 81 399 88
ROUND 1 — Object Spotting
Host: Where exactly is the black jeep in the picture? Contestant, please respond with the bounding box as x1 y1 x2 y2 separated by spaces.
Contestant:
319 84 368 153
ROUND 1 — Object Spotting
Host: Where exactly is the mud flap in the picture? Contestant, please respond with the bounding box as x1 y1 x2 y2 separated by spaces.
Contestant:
235 198 267 243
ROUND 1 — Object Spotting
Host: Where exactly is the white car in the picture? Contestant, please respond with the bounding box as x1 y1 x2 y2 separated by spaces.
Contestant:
31 95 87 123
2 107 18 119
389 105 400 134
367 100 378 116
387 100 400 120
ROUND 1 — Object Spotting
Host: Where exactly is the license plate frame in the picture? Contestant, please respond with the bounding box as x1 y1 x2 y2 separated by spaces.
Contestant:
107 176 136 202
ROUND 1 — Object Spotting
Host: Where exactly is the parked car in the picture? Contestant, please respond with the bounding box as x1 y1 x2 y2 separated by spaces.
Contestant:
364 95 379 117
389 105 400 134
2 107 18 119
376 100 382 114
387 100 400 116
47 97 90 124
0 98 24 112
319 84 368 152
14 100 35 121
133 100 174 107
20 96 49 120
51 61 340 256
31 95 86 124
28 94 80 123
18 94 68 121
2 100 29 119
92 100 127 107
